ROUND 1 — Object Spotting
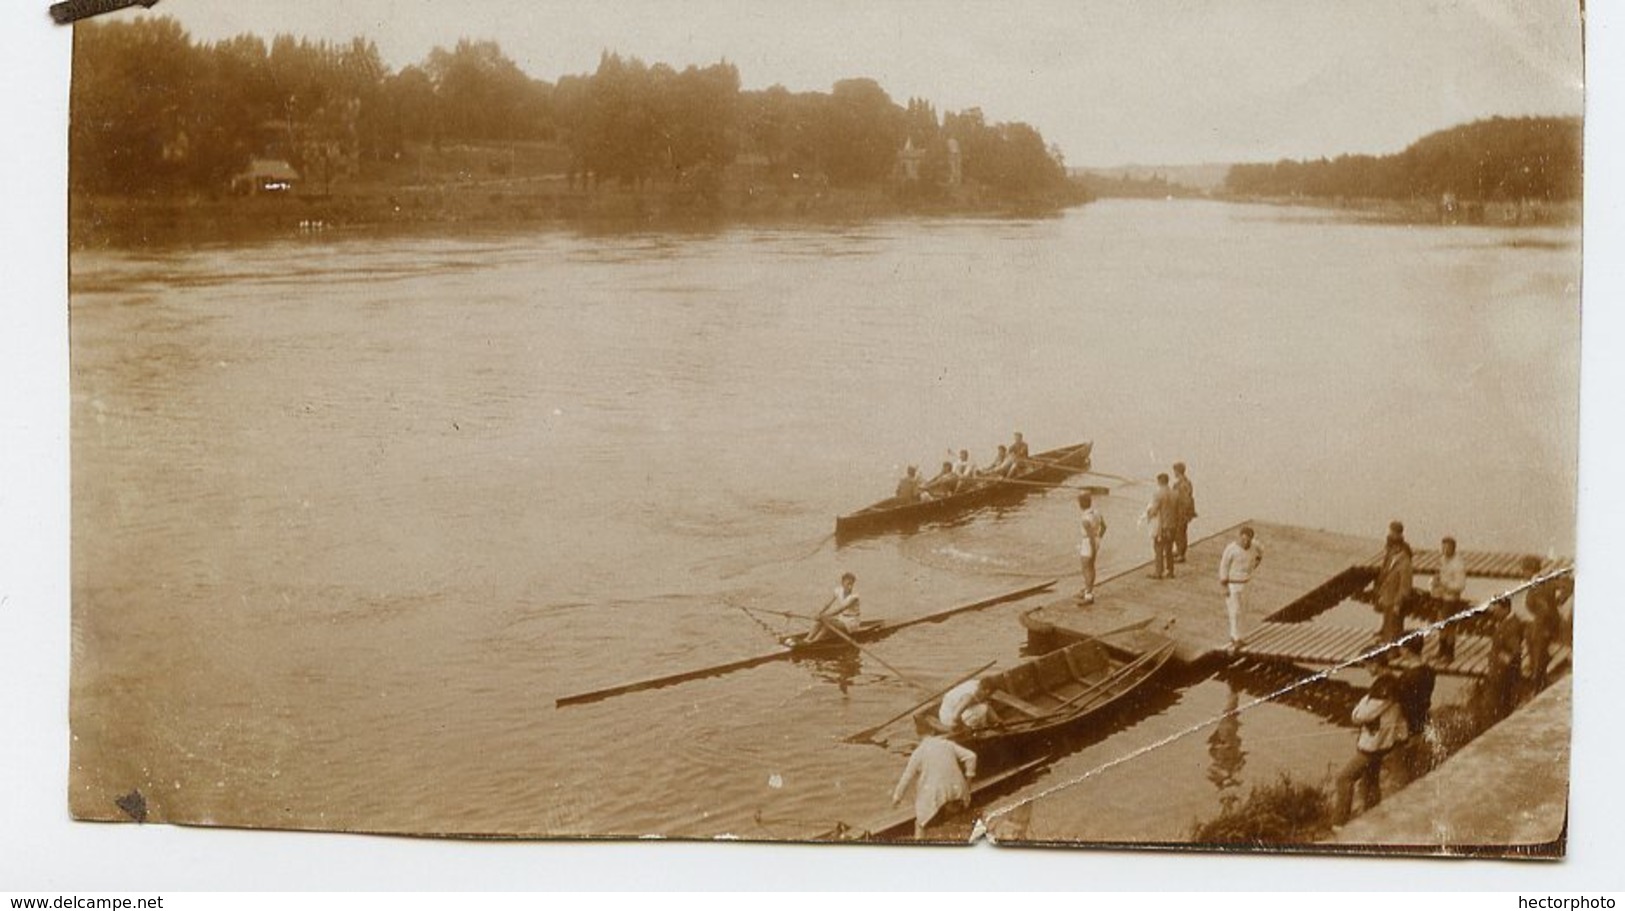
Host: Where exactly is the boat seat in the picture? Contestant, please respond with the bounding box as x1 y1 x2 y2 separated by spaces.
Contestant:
989 690 1045 718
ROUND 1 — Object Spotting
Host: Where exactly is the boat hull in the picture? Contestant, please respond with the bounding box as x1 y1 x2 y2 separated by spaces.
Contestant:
835 441 1093 540
914 634 1175 753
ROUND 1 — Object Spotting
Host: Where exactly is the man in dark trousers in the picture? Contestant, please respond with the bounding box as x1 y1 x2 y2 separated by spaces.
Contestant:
1520 556 1573 696
1144 473 1177 579
1479 597 1524 724
1171 462 1197 563
1374 521 1414 644
1392 636 1437 781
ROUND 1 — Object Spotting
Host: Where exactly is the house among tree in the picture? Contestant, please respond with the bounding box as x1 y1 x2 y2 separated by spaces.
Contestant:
896 137 927 182
233 158 300 195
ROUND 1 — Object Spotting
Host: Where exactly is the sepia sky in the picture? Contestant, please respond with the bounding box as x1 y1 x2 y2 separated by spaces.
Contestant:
144 0 1585 167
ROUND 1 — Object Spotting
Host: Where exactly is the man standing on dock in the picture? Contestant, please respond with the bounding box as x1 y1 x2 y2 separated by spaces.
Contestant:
1144 473 1177 579
1076 493 1107 604
1520 556 1572 696
1218 526 1263 651
1428 536 1467 663
1375 521 1414 643
1171 462 1197 563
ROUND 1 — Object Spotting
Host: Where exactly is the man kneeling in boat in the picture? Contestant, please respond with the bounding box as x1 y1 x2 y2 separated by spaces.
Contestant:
805 572 861 644
892 736 978 837
938 677 998 730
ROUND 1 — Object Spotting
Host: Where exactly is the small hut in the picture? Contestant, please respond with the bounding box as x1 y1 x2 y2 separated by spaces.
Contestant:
233 159 300 195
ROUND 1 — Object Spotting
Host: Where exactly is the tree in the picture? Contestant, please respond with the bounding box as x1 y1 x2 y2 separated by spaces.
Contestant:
817 78 904 187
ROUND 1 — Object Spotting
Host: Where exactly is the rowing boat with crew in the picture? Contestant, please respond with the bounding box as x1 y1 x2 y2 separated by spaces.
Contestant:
835 441 1095 540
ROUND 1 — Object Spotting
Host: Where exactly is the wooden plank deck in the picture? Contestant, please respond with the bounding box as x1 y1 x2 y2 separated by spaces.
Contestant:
1237 623 1573 678
1022 520 1378 663
1357 549 1573 579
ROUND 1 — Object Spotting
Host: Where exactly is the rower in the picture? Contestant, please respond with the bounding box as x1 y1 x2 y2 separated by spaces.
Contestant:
806 572 861 643
923 460 959 498
1009 432 1031 473
981 445 1012 478
895 465 923 503
953 449 976 481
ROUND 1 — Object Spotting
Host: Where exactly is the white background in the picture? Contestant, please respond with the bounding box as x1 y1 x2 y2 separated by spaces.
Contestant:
3 1 1621 891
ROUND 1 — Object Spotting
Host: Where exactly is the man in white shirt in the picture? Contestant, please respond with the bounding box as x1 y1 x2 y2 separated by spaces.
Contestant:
938 678 991 729
892 736 979 836
1218 526 1264 651
806 572 860 643
1428 536 1467 662
1076 493 1107 604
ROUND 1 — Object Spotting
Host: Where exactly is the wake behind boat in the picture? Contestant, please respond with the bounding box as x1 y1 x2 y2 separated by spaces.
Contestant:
835 441 1094 540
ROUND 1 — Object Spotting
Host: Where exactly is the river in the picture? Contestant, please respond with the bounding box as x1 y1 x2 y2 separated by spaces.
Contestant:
68 198 1580 841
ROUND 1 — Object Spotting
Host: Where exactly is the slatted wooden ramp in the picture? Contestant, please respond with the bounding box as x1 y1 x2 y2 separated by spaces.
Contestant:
1359 550 1573 580
1238 622 1572 678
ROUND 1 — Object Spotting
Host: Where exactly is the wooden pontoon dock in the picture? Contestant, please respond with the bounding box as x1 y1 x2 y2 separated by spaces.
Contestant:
1021 520 1570 677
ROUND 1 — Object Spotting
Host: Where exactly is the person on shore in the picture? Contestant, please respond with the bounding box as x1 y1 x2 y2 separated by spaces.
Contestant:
938 678 996 731
1143 473 1176 579
1332 673 1407 826
805 572 860 644
1478 597 1524 724
1392 636 1438 781
1520 556 1572 696
1217 526 1264 651
892 736 979 837
895 465 923 503
923 460 959 499
1076 493 1108 604
1374 521 1414 643
1171 462 1197 563
1428 536 1467 663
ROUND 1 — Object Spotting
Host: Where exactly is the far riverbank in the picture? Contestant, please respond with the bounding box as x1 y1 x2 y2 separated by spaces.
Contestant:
71 178 1090 250
1214 193 1580 228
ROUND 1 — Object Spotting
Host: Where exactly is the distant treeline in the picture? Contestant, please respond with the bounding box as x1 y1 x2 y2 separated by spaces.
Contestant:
1224 116 1581 202
71 17 1074 203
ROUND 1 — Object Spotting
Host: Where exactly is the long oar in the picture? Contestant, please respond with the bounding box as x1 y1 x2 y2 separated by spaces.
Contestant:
555 579 1057 707
981 476 1111 494
841 659 997 744
812 618 932 693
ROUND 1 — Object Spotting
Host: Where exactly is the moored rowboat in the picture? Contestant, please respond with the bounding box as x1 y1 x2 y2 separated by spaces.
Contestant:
835 441 1093 539
913 633 1176 751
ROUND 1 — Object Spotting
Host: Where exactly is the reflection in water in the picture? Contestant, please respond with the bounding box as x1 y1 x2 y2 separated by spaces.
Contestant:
799 649 866 693
1206 679 1246 811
